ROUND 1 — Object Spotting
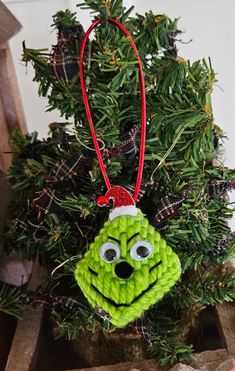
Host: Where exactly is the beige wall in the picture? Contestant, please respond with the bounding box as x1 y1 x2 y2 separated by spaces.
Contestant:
5 0 71 137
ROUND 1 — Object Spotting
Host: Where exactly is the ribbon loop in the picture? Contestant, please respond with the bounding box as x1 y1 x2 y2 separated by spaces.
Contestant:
79 18 146 203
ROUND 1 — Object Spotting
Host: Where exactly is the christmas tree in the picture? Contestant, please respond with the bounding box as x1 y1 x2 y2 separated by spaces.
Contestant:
1 0 235 366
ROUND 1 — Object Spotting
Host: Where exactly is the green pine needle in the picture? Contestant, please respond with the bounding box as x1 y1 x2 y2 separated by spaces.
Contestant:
0 283 25 319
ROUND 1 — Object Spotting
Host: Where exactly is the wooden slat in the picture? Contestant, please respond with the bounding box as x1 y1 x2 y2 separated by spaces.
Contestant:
169 364 196 371
192 348 230 370
27 260 48 291
66 359 162 371
215 303 235 355
2 262 47 371
0 103 12 173
0 44 27 133
0 43 27 173
0 313 17 371
0 175 13 256
5 307 43 371
0 1 22 45
67 349 233 371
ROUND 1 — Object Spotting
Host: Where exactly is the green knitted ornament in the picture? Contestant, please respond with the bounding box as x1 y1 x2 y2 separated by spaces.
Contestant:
75 19 181 327
74 186 181 328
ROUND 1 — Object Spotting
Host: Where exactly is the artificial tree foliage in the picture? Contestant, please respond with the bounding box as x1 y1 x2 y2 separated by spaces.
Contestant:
2 0 235 366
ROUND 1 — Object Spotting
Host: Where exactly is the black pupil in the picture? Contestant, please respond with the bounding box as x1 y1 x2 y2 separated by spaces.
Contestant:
104 249 116 261
136 246 149 258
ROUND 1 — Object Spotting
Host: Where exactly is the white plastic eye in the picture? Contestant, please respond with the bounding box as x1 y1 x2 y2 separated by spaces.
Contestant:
100 242 120 263
130 241 152 261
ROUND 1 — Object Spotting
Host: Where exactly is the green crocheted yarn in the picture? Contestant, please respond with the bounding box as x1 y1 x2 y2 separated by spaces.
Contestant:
74 210 181 328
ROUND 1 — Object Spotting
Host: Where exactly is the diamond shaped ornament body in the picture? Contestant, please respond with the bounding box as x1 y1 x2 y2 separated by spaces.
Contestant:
74 209 181 328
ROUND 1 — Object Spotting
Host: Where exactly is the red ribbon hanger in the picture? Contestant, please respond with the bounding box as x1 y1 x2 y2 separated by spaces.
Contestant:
79 18 146 203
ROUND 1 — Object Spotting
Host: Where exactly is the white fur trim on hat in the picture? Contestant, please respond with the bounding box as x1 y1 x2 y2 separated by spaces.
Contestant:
109 205 137 221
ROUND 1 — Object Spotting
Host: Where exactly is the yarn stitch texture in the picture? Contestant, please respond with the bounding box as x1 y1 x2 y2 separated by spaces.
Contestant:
74 210 181 328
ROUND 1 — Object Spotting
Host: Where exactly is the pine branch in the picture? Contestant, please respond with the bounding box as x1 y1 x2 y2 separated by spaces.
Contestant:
170 269 235 310
52 10 79 28
145 310 194 366
0 283 25 318
51 299 98 340
151 336 194 367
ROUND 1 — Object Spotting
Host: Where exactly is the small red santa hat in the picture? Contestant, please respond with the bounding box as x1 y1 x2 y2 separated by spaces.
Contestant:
97 186 137 220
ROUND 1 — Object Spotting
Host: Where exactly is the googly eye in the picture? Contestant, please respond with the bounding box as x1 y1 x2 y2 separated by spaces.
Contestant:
130 241 152 261
100 243 120 263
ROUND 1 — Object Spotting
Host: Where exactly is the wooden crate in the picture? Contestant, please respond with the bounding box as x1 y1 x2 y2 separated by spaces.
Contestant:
0 2 27 370
0 1 26 174
2 299 234 371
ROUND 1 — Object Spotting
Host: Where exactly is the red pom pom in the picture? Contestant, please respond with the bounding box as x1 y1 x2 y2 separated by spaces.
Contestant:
96 195 110 207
